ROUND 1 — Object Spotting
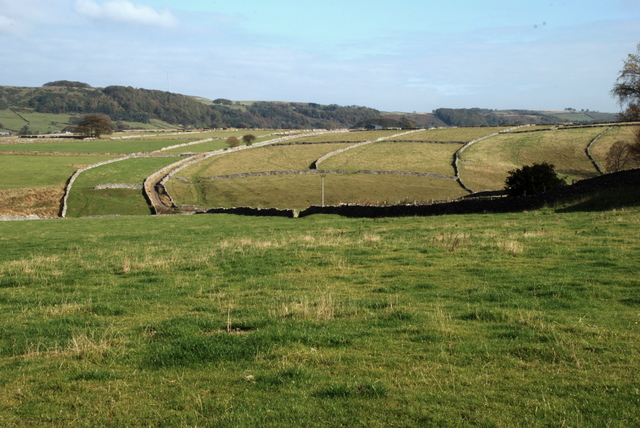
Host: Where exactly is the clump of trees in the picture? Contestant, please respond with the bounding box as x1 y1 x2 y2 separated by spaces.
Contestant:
43 80 92 88
75 114 113 138
504 162 566 197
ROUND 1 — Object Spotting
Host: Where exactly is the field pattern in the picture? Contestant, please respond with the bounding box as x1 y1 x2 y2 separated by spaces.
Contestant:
2 124 639 216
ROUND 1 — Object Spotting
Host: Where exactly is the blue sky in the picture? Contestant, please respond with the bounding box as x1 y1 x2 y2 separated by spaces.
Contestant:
1 0 639 113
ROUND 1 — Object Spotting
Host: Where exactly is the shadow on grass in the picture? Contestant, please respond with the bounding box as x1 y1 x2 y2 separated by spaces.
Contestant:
555 185 640 213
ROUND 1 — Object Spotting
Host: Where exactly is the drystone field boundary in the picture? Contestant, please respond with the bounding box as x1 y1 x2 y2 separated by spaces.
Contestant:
146 129 350 214
585 127 612 175
454 125 531 193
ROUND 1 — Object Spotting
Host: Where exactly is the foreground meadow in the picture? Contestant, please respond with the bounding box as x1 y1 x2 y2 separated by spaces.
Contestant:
0 193 638 427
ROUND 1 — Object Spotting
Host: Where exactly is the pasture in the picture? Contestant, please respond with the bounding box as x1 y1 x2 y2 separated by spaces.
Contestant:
65 156 183 217
1 124 638 217
1 123 639 426
458 127 607 192
0 196 638 426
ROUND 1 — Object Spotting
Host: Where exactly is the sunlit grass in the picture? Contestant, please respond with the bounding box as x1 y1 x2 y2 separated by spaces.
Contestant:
320 141 461 175
0 201 638 426
168 173 467 209
459 128 604 191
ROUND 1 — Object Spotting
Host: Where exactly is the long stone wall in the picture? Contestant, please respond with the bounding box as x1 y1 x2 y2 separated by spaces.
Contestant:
585 127 612 175
193 168 640 219
453 125 528 193
198 169 455 181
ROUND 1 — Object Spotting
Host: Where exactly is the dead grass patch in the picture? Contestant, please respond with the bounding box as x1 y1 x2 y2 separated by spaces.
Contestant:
0 187 63 217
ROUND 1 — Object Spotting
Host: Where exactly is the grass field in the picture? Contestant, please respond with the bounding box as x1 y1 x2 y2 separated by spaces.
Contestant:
0 109 174 134
3 125 639 217
0 192 638 426
409 127 508 142
65 156 182 217
589 126 639 171
458 128 605 192
169 173 466 209
0 154 118 190
178 143 354 178
320 142 461 176
0 139 198 154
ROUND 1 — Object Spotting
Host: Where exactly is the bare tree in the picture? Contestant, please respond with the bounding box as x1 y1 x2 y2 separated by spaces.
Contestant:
605 141 632 172
226 136 240 148
612 44 640 121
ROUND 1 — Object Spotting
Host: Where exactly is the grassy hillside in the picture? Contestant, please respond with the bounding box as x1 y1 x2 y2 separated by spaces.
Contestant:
0 198 638 426
458 127 606 192
2 124 639 217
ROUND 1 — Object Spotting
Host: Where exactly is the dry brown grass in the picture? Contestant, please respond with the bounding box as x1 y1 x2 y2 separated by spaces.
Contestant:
0 186 64 217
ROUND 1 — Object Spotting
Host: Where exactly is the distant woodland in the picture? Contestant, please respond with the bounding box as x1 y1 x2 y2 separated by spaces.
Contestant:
0 81 618 130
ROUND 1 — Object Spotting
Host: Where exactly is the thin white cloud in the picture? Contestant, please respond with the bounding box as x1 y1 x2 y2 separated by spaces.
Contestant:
74 0 177 28
0 14 26 36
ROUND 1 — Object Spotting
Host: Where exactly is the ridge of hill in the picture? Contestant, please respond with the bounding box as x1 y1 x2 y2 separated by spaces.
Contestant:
0 82 620 135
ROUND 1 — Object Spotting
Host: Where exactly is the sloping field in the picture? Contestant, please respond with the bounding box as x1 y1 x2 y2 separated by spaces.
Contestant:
0 153 119 217
414 126 508 142
66 156 182 217
170 173 466 209
458 128 605 192
589 125 639 170
161 134 293 155
176 143 355 178
320 141 461 176
284 130 393 143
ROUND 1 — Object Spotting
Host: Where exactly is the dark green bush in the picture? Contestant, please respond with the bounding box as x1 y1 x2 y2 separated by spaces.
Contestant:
504 162 566 197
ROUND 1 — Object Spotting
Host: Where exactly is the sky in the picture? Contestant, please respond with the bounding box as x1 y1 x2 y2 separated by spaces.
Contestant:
1 0 639 113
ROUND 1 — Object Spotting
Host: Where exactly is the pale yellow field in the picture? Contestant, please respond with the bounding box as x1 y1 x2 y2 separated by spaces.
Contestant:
178 143 354 178
321 142 461 176
458 128 604 191
168 173 467 209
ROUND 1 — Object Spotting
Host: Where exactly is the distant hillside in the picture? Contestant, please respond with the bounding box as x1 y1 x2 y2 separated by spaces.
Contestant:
0 83 381 131
0 82 620 133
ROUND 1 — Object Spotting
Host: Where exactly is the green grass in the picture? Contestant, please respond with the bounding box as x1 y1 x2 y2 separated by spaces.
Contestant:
66 156 182 217
168 173 466 209
0 197 638 426
0 154 117 189
161 135 290 154
0 109 175 134
0 139 197 154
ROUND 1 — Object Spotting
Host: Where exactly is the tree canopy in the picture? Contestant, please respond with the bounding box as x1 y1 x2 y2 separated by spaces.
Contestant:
611 43 640 121
75 114 113 138
504 163 566 197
